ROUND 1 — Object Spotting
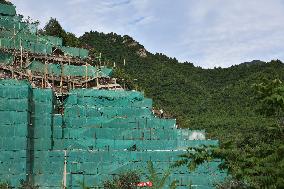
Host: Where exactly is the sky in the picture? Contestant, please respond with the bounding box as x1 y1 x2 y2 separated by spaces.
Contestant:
10 0 284 68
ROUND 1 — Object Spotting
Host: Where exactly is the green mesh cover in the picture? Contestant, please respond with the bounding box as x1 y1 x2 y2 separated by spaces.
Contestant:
60 46 89 59
27 60 112 77
41 35 63 46
0 80 227 188
0 52 14 65
0 38 53 54
0 4 16 16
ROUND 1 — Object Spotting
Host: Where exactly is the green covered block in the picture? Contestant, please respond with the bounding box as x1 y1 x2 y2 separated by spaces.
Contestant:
32 115 52 127
33 101 54 115
33 138 52 151
100 67 113 77
0 52 14 65
0 4 16 16
0 125 14 137
53 127 62 139
0 174 26 187
63 94 78 106
60 46 80 57
0 111 30 125
53 114 63 127
0 98 30 111
33 126 52 138
64 106 101 118
0 80 32 99
33 174 63 187
33 43 52 55
2 124 28 137
79 48 89 59
0 137 27 150
33 88 54 102
41 35 63 46
0 87 31 99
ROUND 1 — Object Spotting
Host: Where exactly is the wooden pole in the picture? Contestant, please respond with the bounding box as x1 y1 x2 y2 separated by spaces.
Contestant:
62 150 67 189
68 58 71 90
41 77 44 88
20 38 23 68
44 59 47 88
60 62 63 94
99 52 102 67
52 74 54 89
11 66 14 79
13 24 15 47
96 68 99 89
26 51 29 68
85 64 88 88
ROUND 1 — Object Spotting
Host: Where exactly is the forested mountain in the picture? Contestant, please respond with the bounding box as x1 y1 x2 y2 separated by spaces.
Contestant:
43 19 284 188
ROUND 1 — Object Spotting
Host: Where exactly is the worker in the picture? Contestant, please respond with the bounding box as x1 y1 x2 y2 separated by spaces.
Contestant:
160 109 164 118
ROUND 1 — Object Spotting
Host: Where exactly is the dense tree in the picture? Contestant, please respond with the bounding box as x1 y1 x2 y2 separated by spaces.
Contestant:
40 18 80 47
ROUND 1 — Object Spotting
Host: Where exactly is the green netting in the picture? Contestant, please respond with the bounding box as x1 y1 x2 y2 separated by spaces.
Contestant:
0 52 14 65
63 116 176 129
79 48 89 59
33 42 53 54
63 127 205 140
0 98 30 111
0 37 13 49
0 30 13 38
63 64 96 77
53 138 218 151
0 19 30 32
64 94 151 108
0 124 27 137
0 137 28 150
27 60 112 77
31 150 226 188
0 4 16 16
65 89 144 108
64 105 151 118
0 174 26 186
0 15 22 22
100 66 113 76
33 88 54 102
41 35 63 46
53 114 63 127
27 23 37 34
74 89 144 100
0 37 53 54
0 80 226 188
60 46 89 59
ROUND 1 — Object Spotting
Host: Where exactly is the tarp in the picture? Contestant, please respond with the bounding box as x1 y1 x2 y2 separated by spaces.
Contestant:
0 4 16 16
27 60 112 77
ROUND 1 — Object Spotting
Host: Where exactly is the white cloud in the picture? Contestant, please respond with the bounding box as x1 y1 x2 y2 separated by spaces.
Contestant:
10 0 284 68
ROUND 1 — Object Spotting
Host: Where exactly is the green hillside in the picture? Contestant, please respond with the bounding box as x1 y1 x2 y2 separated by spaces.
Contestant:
40 20 284 188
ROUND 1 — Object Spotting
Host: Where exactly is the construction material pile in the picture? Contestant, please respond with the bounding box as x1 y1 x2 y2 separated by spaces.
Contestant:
0 80 227 188
0 80 32 186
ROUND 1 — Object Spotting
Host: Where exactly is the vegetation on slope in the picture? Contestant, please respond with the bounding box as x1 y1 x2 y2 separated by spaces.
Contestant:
43 19 284 188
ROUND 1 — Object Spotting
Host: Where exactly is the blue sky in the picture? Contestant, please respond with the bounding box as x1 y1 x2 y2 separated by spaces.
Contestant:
10 0 284 68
